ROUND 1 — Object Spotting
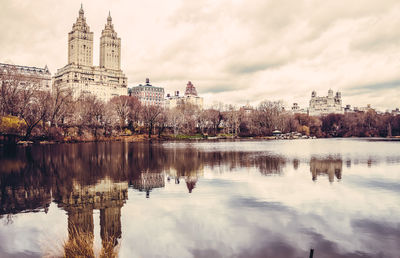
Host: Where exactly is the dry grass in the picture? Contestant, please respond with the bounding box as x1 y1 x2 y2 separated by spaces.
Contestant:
98 235 119 258
45 225 120 258
63 226 95 258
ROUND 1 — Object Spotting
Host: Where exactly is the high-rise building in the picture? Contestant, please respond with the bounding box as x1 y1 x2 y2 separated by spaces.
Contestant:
54 5 127 102
100 12 121 70
68 6 93 67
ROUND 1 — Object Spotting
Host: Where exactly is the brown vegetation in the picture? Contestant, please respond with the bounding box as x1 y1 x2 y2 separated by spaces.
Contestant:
1 64 400 143
44 225 119 258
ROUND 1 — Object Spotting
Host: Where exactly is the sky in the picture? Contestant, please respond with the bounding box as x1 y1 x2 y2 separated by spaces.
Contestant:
1 0 400 110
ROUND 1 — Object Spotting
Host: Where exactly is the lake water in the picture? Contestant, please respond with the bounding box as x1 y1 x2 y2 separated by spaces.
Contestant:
0 139 399 258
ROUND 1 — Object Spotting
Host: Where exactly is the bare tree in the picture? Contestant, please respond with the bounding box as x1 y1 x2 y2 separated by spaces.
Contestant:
109 95 131 130
167 107 182 136
256 100 285 135
210 109 223 135
175 103 198 134
48 84 74 128
76 94 106 138
141 105 163 137
223 105 243 136
0 65 39 117
127 96 141 132
157 109 168 138
197 109 209 135
20 90 51 139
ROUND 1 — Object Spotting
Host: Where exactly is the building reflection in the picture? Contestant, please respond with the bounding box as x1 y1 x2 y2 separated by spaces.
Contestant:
310 157 342 182
165 147 204 193
0 142 291 217
55 178 128 254
131 171 165 198
2 142 351 221
293 159 300 170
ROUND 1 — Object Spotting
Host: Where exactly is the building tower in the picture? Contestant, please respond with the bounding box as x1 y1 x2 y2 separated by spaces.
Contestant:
184 81 198 96
100 12 121 70
328 89 334 98
68 4 94 66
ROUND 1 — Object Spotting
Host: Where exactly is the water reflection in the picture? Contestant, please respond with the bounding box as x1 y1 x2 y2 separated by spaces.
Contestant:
0 144 370 215
0 143 295 212
55 179 127 250
310 157 342 182
131 171 164 197
0 141 399 257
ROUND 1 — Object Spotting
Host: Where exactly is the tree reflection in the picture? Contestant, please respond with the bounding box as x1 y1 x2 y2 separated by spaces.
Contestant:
0 142 348 255
0 142 291 216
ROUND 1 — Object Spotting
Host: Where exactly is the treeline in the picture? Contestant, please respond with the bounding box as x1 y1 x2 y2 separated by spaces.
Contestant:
1 66 400 141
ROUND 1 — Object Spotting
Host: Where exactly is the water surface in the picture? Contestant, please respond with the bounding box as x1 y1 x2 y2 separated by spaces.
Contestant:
0 139 399 257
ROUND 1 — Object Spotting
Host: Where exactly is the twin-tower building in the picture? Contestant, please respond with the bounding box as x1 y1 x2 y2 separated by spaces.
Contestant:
54 5 127 101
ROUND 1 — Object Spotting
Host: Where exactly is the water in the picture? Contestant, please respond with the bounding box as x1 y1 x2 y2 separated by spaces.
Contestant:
0 139 399 258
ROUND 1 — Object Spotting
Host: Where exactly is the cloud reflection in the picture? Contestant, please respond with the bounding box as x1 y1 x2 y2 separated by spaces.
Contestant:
0 140 399 257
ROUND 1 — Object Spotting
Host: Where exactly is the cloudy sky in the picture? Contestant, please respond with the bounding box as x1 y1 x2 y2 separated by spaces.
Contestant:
1 0 400 110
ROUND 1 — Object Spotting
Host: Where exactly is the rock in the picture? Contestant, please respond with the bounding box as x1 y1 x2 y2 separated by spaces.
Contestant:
16 141 33 145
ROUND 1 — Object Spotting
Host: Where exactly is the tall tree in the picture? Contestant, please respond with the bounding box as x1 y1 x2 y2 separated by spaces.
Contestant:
20 90 51 139
141 105 163 137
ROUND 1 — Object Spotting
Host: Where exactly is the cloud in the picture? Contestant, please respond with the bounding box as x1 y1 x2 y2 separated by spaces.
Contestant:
1 0 400 110
348 79 400 95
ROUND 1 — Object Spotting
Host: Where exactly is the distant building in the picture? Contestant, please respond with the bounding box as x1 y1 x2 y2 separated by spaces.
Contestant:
291 103 308 114
165 91 182 108
0 63 52 91
354 104 374 113
240 103 254 115
309 89 343 116
344 104 353 113
53 6 128 102
392 108 400 115
129 78 165 106
165 81 204 109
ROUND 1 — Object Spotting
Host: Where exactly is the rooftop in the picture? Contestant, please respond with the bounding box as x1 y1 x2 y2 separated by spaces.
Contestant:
0 63 50 75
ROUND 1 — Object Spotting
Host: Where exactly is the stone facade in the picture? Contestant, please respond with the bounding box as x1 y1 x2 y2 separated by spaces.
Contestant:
165 81 204 109
309 89 343 116
100 12 121 70
129 78 165 106
68 6 93 67
54 5 127 102
0 63 52 92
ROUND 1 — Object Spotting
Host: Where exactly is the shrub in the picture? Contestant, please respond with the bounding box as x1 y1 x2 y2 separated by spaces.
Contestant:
0 115 26 135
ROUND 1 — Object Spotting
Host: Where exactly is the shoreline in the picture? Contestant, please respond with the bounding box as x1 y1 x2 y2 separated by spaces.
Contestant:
2 134 400 146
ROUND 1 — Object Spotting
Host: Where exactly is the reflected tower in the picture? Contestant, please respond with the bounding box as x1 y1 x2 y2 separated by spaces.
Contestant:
310 158 342 182
55 178 128 253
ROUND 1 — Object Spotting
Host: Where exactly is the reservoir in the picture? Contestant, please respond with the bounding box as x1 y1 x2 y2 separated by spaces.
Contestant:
0 139 399 257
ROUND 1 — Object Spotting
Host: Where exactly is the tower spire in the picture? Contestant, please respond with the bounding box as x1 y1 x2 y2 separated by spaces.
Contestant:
79 3 84 17
107 10 112 25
